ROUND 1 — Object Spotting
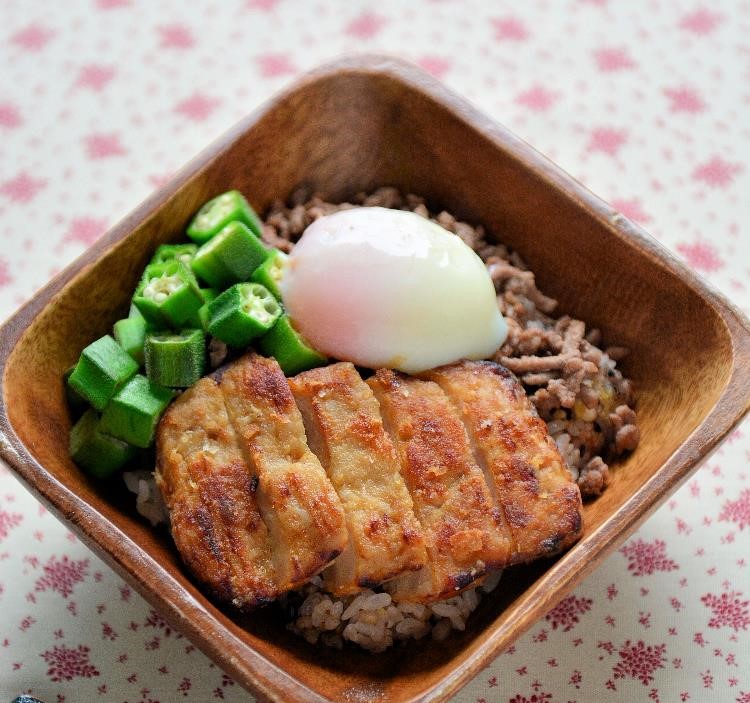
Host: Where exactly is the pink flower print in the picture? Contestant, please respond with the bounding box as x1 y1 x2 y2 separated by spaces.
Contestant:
417 56 452 78
177 677 192 695
0 510 22 541
149 172 174 189
679 8 723 34
158 23 195 49
345 12 387 39
701 591 750 632
174 93 218 121
545 595 593 632
620 538 679 576
719 489 750 530
492 16 529 41
508 693 553 703
613 640 667 685
144 609 175 637
611 198 651 223
0 102 22 129
246 0 280 9
515 85 558 111
587 127 628 156
0 172 46 202
593 47 636 71
41 644 99 682
145 635 160 651
75 64 116 91
692 156 742 188
63 217 107 247
35 555 89 598
676 240 724 273
10 24 55 51
84 133 127 159
569 670 583 688
96 0 131 7
664 86 706 113
257 53 296 78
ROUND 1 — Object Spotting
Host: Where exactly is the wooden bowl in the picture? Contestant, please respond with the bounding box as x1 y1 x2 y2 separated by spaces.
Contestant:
1 55 749 703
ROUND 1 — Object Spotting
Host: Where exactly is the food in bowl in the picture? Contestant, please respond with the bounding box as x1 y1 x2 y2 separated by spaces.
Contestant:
64 186 638 651
157 353 581 603
264 188 639 496
281 206 507 373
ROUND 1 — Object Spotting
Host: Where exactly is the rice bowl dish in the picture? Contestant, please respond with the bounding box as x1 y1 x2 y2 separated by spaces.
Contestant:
116 186 638 652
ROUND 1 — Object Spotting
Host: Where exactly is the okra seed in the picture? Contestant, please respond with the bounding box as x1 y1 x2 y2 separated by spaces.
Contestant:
196 194 234 228
143 273 183 302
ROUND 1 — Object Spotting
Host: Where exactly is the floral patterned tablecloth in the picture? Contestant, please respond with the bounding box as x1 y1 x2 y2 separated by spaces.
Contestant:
1 1 749 701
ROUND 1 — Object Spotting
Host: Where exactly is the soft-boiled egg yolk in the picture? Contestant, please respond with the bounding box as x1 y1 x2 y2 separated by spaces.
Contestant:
280 207 508 374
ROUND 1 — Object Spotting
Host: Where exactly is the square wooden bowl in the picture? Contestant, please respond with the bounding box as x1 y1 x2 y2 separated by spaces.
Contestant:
1 55 749 703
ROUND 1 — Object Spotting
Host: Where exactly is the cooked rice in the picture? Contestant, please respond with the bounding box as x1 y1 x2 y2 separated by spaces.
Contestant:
128 187 640 653
123 469 169 526
287 570 502 653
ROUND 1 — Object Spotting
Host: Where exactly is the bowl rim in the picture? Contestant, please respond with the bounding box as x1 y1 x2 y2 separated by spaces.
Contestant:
2 54 750 703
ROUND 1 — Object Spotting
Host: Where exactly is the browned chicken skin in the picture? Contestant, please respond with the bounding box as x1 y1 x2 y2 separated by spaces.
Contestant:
425 361 583 561
157 355 582 610
156 354 348 608
218 355 349 589
290 362 427 596
156 375 278 608
368 369 513 602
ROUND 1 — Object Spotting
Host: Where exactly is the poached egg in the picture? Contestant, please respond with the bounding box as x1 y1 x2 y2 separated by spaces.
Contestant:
281 207 507 374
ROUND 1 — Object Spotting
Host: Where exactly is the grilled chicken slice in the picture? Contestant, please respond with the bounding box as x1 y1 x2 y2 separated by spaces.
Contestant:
156 376 277 609
368 369 512 603
425 360 583 562
290 363 427 596
218 354 348 590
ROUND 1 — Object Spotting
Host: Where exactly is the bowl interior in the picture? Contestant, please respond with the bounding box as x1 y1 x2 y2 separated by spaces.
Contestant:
1 65 737 702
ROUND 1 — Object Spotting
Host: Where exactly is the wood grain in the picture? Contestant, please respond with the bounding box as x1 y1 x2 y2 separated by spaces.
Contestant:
1 55 749 703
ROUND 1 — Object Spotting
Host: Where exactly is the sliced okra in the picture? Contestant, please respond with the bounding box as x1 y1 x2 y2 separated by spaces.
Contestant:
129 302 145 321
63 366 88 415
99 374 175 449
197 304 211 332
144 329 206 388
68 335 139 411
191 221 270 289
207 282 281 348
113 316 147 365
258 314 327 376
69 408 136 478
250 249 288 300
187 190 263 244
132 260 204 328
150 243 198 267
186 288 218 330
